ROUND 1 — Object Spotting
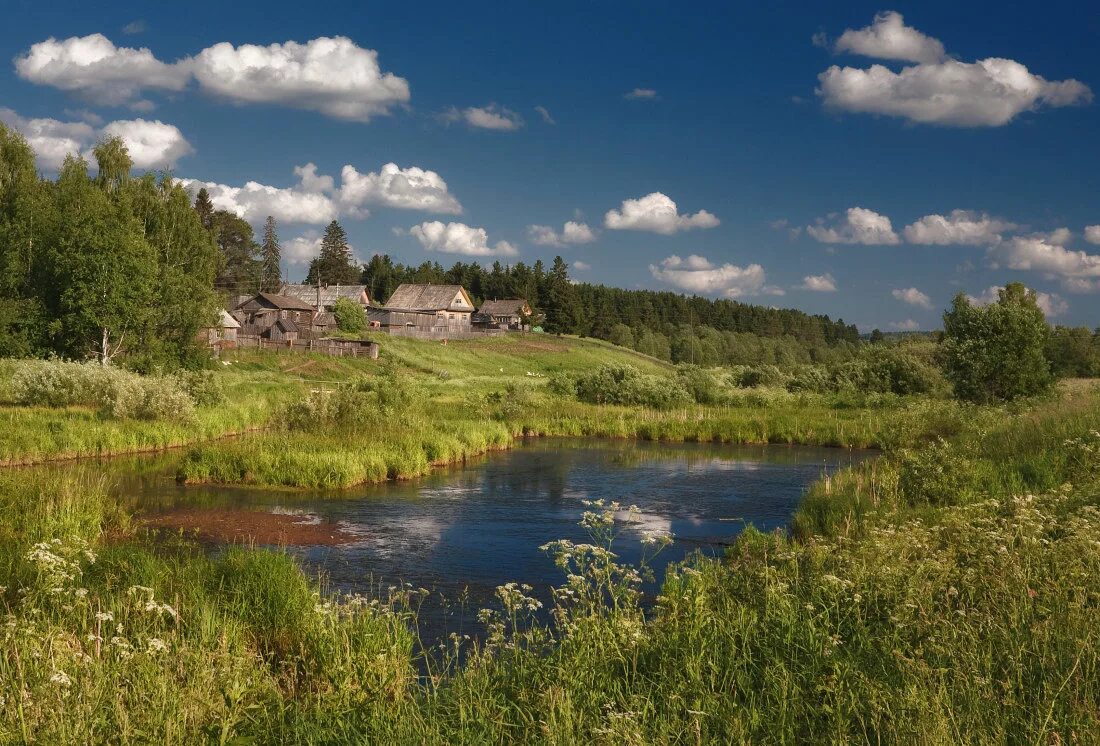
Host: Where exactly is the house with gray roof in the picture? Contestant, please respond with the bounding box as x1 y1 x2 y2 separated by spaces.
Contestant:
368 283 475 331
475 298 533 329
278 283 371 311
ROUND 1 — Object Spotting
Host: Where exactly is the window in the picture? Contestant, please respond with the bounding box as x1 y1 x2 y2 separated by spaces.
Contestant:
449 313 455 320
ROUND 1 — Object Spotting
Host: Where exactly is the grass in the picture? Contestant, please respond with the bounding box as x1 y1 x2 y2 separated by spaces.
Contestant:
1 345 1099 742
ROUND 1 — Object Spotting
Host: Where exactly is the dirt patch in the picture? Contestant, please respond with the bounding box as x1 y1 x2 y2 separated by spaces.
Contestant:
143 508 358 546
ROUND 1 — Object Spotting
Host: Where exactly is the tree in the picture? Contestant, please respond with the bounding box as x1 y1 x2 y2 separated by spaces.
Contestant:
541 256 582 334
211 210 259 295
333 296 366 332
608 323 634 349
942 283 1053 403
193 188 214 230
259 216 282 292
306 220 359 286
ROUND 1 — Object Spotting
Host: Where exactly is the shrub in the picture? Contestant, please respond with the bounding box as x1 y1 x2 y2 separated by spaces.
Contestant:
281 367 422 432
8 359 196 421
547 371 578 397
733 365 790 389
172 369 226 406
676 364 726 404
486 383 534 421
896 438 979 506
574 364 691 410
332 297 367 333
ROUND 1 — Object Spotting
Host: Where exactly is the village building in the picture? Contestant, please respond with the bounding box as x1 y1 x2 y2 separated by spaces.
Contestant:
278 284 371 312
367 284 475 331
199 309 241 348
233 292 318 341
475 299 533 329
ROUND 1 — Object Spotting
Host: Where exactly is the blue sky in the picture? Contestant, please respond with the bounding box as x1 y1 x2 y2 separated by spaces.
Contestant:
2 1 1099 330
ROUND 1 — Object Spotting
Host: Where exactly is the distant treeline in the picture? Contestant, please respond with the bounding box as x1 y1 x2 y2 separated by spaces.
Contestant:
361 254 860 364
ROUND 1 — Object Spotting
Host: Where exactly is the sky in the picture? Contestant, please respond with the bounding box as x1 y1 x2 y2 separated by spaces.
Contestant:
1 1 1099 331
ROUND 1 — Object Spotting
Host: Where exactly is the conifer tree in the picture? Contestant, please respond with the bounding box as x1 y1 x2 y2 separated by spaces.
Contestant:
306 220 359 286
193 188 214 230
259 215 282 292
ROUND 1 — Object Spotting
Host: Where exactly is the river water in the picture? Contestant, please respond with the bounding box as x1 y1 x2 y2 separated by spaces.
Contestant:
120 438 872 629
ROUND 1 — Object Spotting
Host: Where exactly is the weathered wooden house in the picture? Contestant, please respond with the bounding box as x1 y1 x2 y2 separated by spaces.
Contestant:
234 292 317 341
199 309 241 348
475 299 533 329
278 284 371 312
368 284 475 331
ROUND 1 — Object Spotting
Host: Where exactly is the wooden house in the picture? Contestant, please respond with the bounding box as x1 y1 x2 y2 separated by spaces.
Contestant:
475 299 533 329
199 309 241 348
368 284 475 330
234 292 317 340
278 283 371 312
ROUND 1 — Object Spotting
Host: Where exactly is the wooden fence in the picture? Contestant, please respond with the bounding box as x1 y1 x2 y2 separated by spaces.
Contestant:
232 335 379 358
382 326 506 340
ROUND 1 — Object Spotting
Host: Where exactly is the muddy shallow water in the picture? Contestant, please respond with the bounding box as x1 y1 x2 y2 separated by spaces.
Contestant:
113 438 874 631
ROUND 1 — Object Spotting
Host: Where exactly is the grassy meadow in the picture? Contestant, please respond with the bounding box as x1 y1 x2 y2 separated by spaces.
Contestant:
0 337 1098 743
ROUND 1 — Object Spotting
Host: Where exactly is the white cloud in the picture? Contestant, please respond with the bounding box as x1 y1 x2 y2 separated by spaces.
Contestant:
0 108 192 170
800 273 837 292
624 88 658 100
534 105 555 124
1085 225 1100 245
527 221 596 247
446 104 523 131
816 12 1091 127
572 260 591 271
337 162 462 215
649 254 782 298
179 170 339 226
834 11 945 64
409 221 518 257
604 192 719 235
807 207 899 245
967 285 1068 317
121 20 147 35
283 231 324 265
99 119 193 168
818 59 1090 128
903 210 1016 245
190 37 408 122
889 319 921 331
179 160 460 226
892 287 933 309
988 230 1100 290
15 34 189 105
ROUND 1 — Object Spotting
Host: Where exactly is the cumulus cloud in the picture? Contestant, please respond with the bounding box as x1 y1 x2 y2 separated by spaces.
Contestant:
987 230 1100 290
807 207 899 245
445 104 523 131
903 210 1016 245
16 34 410 122
283 231 324 265
0 108 192 170
624 88 658 100
15 34 189 105
527 221 596 247
834 11 945 64
121 20 147 35
649 254 782 298
604 192 719 235
179 160 460 226
892 287 933 309
572 260 591 271
967 285 1068 317
816 13 1091 127
1085 225 1100 245
408 221 517 257
337 162 462 215
190 37 409 121
800 273 837 292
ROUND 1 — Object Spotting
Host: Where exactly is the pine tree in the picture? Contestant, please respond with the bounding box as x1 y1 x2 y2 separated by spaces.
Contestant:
306 220 360 286
259 215 282 292
211 210 259 295
193 188 214 230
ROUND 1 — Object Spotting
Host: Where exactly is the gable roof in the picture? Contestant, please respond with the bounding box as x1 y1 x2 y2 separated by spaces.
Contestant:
279 284 370 308
236 292 315 312
383 284 473 312
217 309 241 329
479 299 529 316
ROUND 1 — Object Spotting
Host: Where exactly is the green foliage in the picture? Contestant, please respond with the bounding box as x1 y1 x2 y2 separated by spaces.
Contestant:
896 438 979 506
210 209 259 295
306 220 359 286
1046 325 1100 378
259 215 282 293
942 283 1054 403
574 364 692 410
675 364 725 404
282 366 422 433
333 296 367 332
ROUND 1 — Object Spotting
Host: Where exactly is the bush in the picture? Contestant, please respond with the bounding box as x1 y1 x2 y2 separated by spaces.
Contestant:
8 359 196 421
486 383 534 421
173 369 226 406
676 365 726 404
332 297 367 333
574 364 692 410
547 371 578 397
732 365 790 389
896 438 979 506
281 366 422 432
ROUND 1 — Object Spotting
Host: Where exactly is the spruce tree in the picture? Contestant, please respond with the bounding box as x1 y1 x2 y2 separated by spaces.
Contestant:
306 220 359 286
259 215 282 292
193 188 214 230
